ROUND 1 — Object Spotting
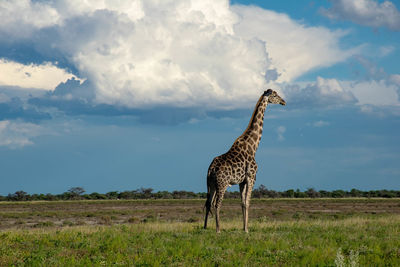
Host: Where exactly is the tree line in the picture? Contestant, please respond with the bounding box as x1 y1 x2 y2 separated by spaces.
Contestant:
1 185 399 201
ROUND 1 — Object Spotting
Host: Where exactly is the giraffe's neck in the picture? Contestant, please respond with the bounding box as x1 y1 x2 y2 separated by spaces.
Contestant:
232 95 268 156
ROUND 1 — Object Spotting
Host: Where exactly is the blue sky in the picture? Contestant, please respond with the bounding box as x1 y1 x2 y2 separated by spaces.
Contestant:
0 0 399 195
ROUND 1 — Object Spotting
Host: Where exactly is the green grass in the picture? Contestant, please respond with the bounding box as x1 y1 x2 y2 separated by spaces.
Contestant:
1 215 399 266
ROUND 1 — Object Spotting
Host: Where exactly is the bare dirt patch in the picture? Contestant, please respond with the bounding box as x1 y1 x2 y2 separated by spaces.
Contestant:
1 198 399 230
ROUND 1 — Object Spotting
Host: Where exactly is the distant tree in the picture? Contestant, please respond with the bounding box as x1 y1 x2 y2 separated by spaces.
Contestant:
378 190 396 198
306 188 320 198
89 192 107 199
45 193 56 201
253 184 269 198
67 187 85 199
153 191 173 199
106 191 119 199
258 184 268 196
198 192 207 199
267 190 280 198
59 192 72 200
8 191 29 201
350 188 362 197
331 190 345 198
294 189 307 198
68 187 85 195
283 189 295 198
1 187 399 201
118 191 134 199
225 191 240 199
139 188 154 198
367 190 379 198
173 190 194 199
319 190 330 198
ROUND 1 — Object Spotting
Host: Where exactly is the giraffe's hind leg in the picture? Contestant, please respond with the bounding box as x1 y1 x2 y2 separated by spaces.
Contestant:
215 185 228 233
204 186 216 229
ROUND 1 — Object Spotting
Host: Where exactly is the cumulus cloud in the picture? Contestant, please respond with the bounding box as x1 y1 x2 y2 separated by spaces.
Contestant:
284 75 400 109
320 0 400 31
343 80 399 106
232 5 359 82
0 0 358 110
389 74 400 86
351 56 400 103
282 54 400 108
0 120 43 148
0 59 81 90
283 77 357 108
0 0 60 38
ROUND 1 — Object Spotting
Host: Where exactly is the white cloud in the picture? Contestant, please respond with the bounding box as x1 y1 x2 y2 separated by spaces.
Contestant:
0 120 43 148
379 45 395 57
232 5 360 82
351 57 400 104
320 0 400 31
0 0 60 38
312 120 330 127
0 0 359 109
343 80 399 106
0 59 81 90
389 74 400 86
283 55 400 108
285 76 400 108
283 77 357 107
276 125 286 141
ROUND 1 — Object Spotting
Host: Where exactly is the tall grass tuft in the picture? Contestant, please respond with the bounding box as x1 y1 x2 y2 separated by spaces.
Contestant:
335 248 360 267
335 248 345 267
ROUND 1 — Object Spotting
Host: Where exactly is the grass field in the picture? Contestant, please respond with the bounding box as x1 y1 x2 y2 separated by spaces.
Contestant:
1 198 400 266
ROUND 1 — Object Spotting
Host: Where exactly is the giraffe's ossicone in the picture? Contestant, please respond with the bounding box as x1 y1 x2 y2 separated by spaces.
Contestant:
204 89 286 233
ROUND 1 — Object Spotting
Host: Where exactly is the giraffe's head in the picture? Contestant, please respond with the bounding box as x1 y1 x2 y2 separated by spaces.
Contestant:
264 89 286 105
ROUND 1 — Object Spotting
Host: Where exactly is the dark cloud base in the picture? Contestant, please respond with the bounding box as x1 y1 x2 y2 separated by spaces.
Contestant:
29 96 253 125
0 40 79 76
0 97 51 122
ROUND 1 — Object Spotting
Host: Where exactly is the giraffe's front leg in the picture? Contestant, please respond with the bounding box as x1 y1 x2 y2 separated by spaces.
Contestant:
243 176 255 233
215 185 227 233
242 163 257 233
239 182 247 232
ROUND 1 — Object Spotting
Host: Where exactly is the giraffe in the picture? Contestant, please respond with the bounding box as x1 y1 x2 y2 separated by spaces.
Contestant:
204 89 286 233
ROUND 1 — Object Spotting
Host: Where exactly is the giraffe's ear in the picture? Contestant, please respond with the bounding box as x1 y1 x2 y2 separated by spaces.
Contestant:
264 89 273 96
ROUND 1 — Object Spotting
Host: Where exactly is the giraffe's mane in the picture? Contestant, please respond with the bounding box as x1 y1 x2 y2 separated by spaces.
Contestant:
236 94 265 141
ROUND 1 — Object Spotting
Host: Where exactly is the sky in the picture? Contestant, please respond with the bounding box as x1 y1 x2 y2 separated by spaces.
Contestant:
0 0 399 195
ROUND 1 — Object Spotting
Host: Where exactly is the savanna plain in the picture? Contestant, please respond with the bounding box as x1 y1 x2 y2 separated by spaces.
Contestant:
1 198 399 266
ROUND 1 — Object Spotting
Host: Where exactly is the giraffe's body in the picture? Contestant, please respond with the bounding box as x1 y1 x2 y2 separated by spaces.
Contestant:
204 89 285 233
